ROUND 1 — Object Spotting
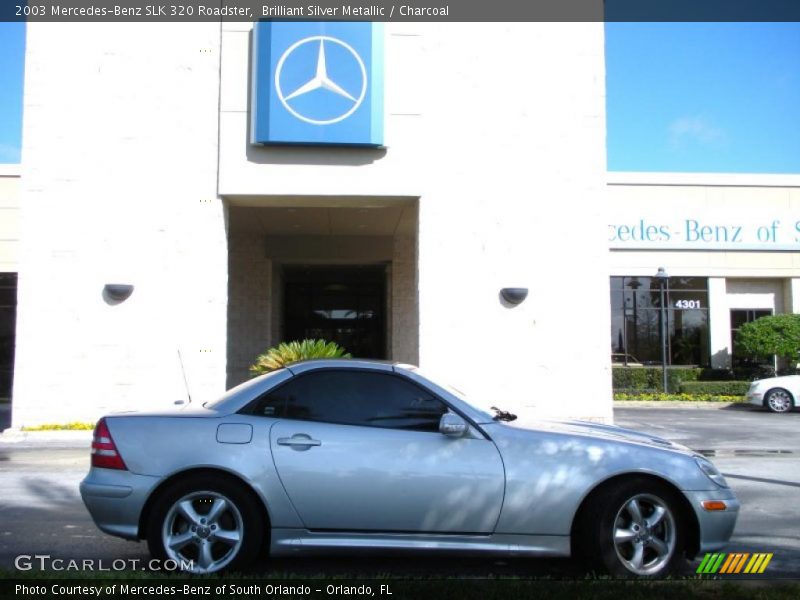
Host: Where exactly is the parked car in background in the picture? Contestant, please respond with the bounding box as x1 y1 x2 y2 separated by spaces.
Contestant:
612 353 644 367
746 374 799 413
81 360 738 577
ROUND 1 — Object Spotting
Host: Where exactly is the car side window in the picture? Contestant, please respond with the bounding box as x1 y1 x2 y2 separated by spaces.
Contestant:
245 370 448 432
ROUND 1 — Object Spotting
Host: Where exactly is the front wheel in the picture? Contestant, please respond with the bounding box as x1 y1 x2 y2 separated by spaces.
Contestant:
579 479 686 577
765 388 794 413
146 474 264 574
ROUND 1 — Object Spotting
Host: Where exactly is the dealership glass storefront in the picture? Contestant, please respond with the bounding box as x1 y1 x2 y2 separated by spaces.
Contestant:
610 276 710 366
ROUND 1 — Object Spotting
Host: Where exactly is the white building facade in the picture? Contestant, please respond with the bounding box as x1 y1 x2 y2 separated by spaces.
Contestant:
608 173 800 372
10 21 613 427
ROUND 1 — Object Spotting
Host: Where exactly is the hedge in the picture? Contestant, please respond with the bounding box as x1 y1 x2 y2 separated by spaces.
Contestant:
612 367 702 392
614 392 746 403
678 380 750 396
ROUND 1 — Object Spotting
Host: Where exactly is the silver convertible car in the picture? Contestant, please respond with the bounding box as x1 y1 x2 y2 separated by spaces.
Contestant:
81 360 738 577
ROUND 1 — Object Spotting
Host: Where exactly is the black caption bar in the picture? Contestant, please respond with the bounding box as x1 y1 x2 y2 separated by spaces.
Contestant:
3 0 800 22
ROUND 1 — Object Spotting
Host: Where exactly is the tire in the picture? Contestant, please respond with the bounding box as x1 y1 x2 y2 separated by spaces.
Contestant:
764 388 794 414
146 474 264 574
578 478 686 577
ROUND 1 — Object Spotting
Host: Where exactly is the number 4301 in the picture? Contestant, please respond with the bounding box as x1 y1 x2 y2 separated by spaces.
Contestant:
675 299 701 309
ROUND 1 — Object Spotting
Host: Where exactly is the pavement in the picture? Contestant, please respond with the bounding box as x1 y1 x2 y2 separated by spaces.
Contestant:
615 404 800 579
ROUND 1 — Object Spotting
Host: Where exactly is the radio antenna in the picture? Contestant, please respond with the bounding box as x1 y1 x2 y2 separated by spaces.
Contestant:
177 349 192 405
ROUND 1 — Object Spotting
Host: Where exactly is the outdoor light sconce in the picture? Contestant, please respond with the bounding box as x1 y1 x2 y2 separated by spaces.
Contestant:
103 284 135 303
500 287 528 305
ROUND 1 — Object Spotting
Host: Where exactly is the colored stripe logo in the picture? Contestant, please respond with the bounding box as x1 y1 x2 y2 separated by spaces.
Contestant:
697 553 773 574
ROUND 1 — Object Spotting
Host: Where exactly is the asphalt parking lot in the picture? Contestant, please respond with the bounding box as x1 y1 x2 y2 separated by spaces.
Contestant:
0 404 797 579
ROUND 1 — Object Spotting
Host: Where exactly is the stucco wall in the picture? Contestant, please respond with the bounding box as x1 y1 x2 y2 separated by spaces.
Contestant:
219 22 611 421
15 22 611 425
0 167 20 273
13 23 226 426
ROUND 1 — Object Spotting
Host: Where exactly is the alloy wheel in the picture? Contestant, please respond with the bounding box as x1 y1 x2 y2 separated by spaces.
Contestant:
612 493 677 576
766 389 793 413
161 490 244 574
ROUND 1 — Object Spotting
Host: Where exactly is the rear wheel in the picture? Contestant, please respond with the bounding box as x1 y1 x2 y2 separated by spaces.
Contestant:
146 474 263 574
765 388 794 413
578 479 686 577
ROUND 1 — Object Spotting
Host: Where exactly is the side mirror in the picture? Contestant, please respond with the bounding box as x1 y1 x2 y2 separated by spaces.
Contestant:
439 412 468 438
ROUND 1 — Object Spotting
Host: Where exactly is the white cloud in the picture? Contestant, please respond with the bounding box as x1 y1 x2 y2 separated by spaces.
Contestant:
668 116 726 149
0 143 21 163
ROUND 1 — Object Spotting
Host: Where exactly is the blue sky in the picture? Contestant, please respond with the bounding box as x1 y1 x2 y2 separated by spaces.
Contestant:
0 22 25 163
0 22 798 172
606 22 800 173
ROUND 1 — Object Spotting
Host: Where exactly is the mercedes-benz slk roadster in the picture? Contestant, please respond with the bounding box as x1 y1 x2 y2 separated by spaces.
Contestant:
81 360 738 576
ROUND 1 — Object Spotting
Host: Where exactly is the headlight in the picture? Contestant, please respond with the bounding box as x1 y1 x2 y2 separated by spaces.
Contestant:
695 457 729 488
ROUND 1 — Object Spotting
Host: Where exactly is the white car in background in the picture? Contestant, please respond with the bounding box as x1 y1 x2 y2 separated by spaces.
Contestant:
746 375 799 413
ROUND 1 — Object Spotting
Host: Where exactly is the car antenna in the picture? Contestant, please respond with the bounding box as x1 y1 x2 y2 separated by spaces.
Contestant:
177 348 192 406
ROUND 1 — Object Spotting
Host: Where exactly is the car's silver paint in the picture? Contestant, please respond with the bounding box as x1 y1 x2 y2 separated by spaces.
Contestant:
683 490 740 552
104 415 304 529
269 419 505 533
216 423 253 444
81 359 738 564
485 421 719 537
287 359 395 376
269 529 571 557
80 469 161 539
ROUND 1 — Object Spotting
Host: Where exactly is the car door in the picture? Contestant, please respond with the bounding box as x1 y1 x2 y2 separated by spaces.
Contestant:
260 369 505 533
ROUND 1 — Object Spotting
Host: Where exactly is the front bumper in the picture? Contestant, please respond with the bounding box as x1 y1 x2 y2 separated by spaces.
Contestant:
746 390 763 407
80 468 161 540
684 489 740 554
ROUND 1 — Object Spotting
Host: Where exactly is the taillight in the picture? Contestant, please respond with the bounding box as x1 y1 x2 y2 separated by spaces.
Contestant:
91 418 127 470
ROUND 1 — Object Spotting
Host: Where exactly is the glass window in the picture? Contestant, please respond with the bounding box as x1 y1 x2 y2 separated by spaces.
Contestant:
245 370 447 432
0 273 17 400
610 276 710 366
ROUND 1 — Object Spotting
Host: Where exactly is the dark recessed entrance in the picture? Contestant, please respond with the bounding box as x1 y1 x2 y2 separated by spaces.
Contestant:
283 265 386 359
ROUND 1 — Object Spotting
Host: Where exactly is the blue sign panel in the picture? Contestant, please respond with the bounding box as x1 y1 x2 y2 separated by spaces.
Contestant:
251 21 384 147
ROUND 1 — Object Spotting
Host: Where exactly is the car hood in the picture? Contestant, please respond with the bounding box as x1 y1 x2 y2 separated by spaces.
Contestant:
506 417 695 454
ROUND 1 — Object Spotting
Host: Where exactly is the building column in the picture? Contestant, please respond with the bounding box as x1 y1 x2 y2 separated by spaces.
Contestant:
708 277 730 369
788 278 800 314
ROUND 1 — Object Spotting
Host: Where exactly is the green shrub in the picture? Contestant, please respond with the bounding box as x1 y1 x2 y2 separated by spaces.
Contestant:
697 368 735 381
612 367 702 392
614 392 746 403
21 422 95 431
250 339 352 376
679 380 750 396
737 313 800 363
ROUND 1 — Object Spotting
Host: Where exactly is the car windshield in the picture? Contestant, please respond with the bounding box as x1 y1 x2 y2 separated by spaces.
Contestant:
403 365 497 421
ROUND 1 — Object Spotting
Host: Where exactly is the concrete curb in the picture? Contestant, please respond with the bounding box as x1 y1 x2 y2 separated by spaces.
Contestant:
0 428 93 446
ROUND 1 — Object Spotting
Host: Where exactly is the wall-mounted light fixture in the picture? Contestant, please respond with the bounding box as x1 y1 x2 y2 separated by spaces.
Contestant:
103 284 135 304
500 287 528 306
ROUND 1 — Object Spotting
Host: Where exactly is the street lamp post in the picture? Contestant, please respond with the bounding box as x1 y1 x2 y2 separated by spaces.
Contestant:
655 267 669 393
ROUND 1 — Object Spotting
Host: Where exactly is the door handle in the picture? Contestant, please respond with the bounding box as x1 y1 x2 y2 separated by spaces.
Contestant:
277 435 321 448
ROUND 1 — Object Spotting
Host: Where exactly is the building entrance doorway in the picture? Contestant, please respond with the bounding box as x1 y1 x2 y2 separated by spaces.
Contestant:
283 265 387 359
